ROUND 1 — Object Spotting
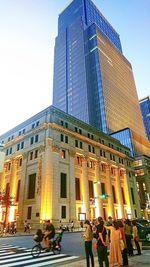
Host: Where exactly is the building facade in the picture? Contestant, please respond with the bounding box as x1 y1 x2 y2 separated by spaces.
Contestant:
140 96 150 140
111 128 150 219
53 0 146 138
0 106 140 229
134 155 150 219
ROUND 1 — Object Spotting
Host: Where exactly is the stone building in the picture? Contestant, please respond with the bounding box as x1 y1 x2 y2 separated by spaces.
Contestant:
0 106 141 229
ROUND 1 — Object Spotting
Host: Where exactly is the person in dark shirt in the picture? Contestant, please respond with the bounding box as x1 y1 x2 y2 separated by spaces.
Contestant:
44 220 55 250
96 217 109 267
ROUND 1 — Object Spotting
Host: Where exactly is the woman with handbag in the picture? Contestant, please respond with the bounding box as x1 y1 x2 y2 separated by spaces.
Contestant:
83 220 95 267
106 220 123 267
132 220 141 255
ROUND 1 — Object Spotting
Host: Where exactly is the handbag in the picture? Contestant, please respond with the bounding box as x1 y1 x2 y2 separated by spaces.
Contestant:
135 236 140 242
93 242 97 249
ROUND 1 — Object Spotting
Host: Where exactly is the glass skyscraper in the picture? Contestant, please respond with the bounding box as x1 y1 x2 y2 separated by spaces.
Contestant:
53 0 146 139
139 96 150 140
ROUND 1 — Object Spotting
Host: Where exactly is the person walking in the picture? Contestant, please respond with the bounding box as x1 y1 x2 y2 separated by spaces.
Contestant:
24 220 28 233
83 220 94 267
71 220 74 232
124 219 133 256
96 217 109 267
106 216 113 242
132 220 141 255
106 220 122 267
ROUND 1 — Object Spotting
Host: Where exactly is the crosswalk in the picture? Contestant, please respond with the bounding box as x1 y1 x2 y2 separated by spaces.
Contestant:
0 244 79 266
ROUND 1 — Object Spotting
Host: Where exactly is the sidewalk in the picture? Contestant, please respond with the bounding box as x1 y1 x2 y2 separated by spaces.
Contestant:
59 250 150 267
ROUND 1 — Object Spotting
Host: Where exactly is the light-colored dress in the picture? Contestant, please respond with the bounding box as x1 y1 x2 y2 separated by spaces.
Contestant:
109 227 123 267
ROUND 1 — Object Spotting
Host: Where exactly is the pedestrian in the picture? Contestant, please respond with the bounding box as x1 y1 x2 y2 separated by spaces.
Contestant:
83 220 94 267
24 220 28 233
118 220 128 266
96 217 109 267
106 220 122 267
71 220 74 232
27 222 31 233
132 220 141 255
80 221 84 230
124 219 133 256
106 216 113 242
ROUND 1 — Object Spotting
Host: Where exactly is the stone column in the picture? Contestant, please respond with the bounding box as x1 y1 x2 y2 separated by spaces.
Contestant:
81 156 90 219
132 171 141 218
9 158 18 222
17 152 28 229
116 167 125 218
106 164 115 218
69 150 76 222
94 160 104 218
123 169 133 217
40 139 54 222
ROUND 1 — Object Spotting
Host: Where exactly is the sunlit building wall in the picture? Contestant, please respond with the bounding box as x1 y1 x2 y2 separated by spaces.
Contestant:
0 106 140 229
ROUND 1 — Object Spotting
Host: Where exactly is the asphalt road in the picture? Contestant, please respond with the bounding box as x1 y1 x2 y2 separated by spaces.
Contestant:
0 232 149 257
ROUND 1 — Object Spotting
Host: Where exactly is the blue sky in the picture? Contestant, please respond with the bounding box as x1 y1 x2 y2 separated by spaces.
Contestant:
0 0 149 135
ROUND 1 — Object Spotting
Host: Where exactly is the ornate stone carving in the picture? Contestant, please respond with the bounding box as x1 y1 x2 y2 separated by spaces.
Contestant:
37 157 42 196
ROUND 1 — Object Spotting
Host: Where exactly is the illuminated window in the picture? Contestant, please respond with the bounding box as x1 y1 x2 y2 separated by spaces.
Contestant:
134 160 143 167
135 169 144 176
61 150 66 159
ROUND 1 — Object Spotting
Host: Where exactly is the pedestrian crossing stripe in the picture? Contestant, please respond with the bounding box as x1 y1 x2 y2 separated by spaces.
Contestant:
0 244 79 266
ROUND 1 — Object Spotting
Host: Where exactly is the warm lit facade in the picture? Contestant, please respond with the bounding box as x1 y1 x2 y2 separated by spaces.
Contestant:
0 106 141 229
